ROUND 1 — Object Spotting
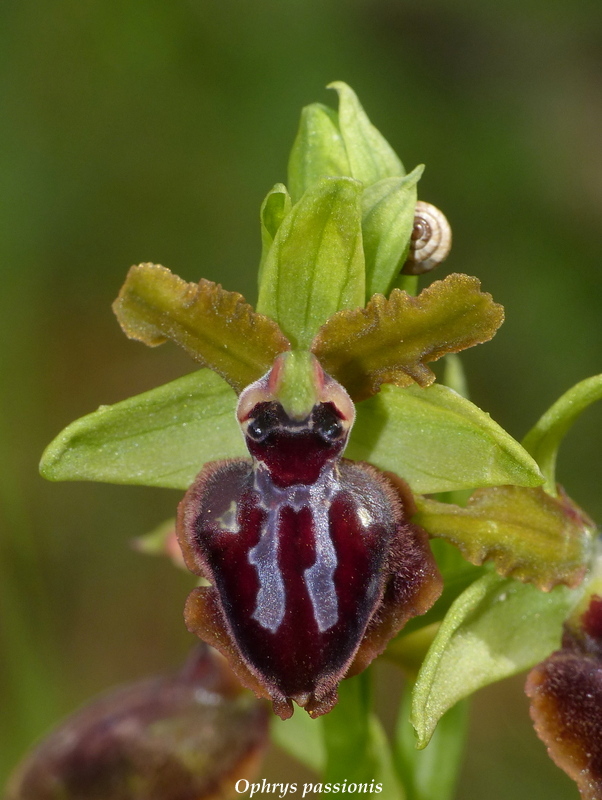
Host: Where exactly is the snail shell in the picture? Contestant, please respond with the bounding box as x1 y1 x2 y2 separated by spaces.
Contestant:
402 201 452 275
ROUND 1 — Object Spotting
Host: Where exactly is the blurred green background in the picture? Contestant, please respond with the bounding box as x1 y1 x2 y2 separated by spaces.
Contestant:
1 1 601 797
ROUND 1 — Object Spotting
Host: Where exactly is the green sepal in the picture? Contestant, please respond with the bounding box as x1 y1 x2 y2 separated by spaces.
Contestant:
312 274 504 401
113 264 290 393
523 373 602 494
288 103 350 204
258 183 292 286
271 714 325 774
328 81 405 186
256 177 365 349
395 686 468 800
345 383 544 494
323 673 401 799
362 166 424 300
415 485 596 591
411 571 584 748
40 369 246 488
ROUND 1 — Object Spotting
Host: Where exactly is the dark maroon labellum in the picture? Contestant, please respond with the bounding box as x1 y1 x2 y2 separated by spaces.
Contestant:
177 355 442 718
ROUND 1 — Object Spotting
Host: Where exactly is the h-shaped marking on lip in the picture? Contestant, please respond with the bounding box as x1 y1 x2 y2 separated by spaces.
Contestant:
249 466 340 634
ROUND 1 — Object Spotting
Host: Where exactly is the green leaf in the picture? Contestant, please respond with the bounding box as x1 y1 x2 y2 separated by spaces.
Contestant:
40 369 246 489
258 183 292 286
368 716 405 800
362 167 424 300
287 103 350 204
328 81 405 185
346 383 544 494
523 373 602 494
113 264 290 393
256 177 365 349
311 274 504 401
323 674 402 799
415 486 596 591
385 544 483 674
323 674 372 784
396 686 468 800
411 572 583 748
271 713 325 774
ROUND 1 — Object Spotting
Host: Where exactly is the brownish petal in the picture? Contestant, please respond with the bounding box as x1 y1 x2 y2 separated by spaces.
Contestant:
311 273 504 401
113 263 290 393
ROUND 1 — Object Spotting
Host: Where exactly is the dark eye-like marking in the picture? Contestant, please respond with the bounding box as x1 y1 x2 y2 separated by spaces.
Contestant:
312 403 344 443
246 403 282 442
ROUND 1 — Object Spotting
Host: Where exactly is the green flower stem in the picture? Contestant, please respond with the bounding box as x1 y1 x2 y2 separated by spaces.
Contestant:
396 685 468 800
271 714 325 774
391 274 419 295
522 373 602 495
442 354 468 399
323 672 402 798
385 624 441 678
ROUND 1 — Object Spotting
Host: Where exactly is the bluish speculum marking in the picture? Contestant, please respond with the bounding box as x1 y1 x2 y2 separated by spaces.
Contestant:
250 465 340 633
235 361 356 636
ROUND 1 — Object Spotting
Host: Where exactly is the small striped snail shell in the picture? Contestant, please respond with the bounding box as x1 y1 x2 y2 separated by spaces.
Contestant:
401 201 452 275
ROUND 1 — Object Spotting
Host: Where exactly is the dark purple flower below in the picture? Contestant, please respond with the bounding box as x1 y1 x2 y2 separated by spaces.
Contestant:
6 645 268 800
526 593 602 800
